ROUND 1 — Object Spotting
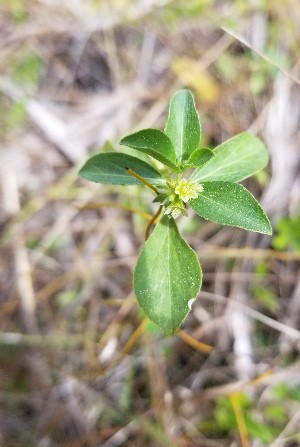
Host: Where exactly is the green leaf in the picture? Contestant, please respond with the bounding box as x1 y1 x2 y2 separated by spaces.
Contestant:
134 215 202 335
264 405 287 424
79 153 163 186
191 132 269 182
190 181 272 235
246 417 278 443
165 89 201 161
183 148 214 168
120 128 178 170
252 284 279 313
273 215 300 251
13 52 42 87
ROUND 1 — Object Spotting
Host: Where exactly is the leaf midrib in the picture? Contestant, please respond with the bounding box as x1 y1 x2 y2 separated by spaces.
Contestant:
181 95 186 159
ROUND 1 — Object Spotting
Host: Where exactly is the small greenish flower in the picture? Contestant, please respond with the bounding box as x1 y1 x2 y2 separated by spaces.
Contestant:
165 200 187 219
175 178 204 203
156 177 203 219
165 206 182 219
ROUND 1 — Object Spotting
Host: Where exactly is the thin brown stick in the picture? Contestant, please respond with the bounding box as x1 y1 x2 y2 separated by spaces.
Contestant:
126 167 163 238
176 328 213 354
221 26 300 87
145 206 163 240
229 392 249 447
76 201 152 220
126 167 159 194
201 246 300 262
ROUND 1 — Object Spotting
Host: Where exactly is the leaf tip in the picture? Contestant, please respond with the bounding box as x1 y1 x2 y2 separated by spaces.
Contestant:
255 221 272 236
78 164 86 178
265 225 273 236
263 214 273 236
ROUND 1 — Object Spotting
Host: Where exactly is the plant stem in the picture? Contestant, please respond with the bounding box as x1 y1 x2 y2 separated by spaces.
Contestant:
145 205 163 240
126 168 159 194
229 392 249 447
76 201 152 220
176 328 213 353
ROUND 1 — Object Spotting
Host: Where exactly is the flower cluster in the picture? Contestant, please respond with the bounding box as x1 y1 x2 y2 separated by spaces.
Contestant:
175 178 204 202
156 178 204 219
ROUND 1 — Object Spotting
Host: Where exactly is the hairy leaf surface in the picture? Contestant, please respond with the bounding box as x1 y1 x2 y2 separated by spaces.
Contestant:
190 181 272 235
79 153 163 185
183 148 214 168
165 89 201 161
120 128 177 170
134 216 202 335
191 133 268 182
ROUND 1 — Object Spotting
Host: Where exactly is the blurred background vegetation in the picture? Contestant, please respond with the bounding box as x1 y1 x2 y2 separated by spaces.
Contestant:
0 0 300 446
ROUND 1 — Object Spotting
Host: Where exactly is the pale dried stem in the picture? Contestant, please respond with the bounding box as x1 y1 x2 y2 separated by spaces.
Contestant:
2 162 38 333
